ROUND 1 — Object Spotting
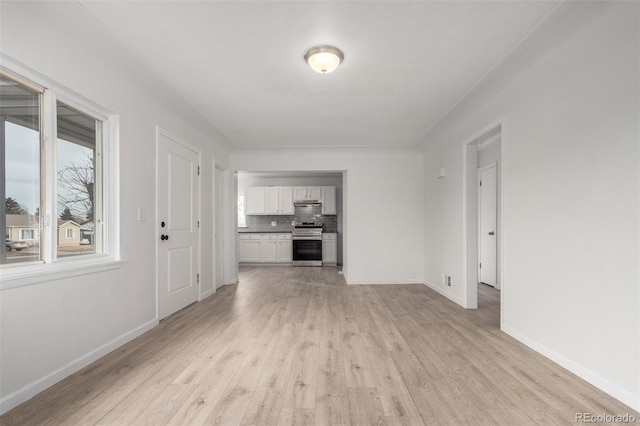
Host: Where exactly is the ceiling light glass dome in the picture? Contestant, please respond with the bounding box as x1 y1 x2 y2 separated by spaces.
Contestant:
304 45 344 74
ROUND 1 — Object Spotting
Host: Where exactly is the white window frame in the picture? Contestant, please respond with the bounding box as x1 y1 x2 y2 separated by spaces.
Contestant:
237 192 247 228
20 229 34 240
0 56 122 290
52 94 105 261
65 228 74 239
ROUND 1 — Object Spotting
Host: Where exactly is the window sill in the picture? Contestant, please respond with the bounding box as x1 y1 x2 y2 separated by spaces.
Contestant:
0 257 126 291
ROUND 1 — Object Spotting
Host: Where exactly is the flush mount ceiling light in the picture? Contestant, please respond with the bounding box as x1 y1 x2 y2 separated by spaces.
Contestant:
304 45 344 74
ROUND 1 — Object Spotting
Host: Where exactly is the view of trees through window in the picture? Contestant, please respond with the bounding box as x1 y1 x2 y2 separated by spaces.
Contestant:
56 101 98 258
1 73 101 265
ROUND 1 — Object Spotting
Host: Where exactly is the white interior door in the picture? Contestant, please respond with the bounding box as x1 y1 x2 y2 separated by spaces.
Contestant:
479 164 497 286
215 167 224 289
157 130 200 320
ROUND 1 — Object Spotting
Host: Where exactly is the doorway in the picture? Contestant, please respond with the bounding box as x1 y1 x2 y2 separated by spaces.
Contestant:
235 170 345 269
463 121 503 316
156 128 201 320
478 163 497 287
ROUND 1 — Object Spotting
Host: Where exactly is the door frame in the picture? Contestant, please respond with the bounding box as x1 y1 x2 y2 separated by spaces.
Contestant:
155 126 201 320
462 118 505 325
214 163 225 290
477 162 498 288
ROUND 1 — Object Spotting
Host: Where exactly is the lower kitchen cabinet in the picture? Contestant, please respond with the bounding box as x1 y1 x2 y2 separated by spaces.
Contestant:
238 234 262 262
277 236 292 263
239 233 292 264
322 233 337 265
263 236 278 262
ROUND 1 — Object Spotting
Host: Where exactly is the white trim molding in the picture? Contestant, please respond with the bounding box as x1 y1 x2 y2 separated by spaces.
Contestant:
346 279 424 285
199 287 216 301
423 280 466 307
503 324 640 412
0 259 125 290
0 318 158 415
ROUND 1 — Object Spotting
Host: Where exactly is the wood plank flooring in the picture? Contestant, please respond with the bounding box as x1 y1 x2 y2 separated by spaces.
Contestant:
2 266 636 425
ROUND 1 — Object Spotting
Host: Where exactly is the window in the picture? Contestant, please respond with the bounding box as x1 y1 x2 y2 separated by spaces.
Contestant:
1 67 115 272
56 101 100 258
237 193 246 227
1 73 41 265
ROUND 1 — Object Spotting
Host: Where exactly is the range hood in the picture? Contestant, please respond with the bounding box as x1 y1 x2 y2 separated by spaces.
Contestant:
294 200 321 206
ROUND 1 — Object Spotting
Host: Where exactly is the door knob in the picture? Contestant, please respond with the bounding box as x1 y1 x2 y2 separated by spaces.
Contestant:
488 231 495 236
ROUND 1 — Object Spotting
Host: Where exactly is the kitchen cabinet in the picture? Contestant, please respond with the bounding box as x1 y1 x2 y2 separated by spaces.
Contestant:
322 233 337 265
308 186 322 200
263 234 278 262
280 188 294 214
245 187 266 214
250 187 293 215
277 234 292 263
238 233 292 264
321 186 336 214
246 185 333 213
265 188 279 215
294 186 322 201
293 187 307 201
238 234 263 262
265 187 293 215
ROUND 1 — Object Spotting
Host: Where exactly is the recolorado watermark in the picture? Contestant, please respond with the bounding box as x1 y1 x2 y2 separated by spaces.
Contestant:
575 412 637 423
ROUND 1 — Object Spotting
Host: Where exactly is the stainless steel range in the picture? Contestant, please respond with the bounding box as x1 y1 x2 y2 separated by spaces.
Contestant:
292 201 323 266
292 223 323 266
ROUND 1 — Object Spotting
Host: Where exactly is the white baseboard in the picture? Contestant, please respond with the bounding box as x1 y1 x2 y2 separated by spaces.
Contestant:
0 318 158 415
213 276 239 290
503 324 640 412
224 276 239 287
346 279 424 285
423 280 465 307
199 287 216 300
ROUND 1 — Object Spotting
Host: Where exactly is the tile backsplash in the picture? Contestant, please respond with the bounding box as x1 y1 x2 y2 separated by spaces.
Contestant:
241 214 337 233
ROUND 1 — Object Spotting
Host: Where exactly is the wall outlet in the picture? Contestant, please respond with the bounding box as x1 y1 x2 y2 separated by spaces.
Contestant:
271 221 276 227
442 274 451 287
291 220 295 226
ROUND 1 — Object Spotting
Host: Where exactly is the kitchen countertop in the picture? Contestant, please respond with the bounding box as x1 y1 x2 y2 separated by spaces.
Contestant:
238 230 291 233
238 229 338 234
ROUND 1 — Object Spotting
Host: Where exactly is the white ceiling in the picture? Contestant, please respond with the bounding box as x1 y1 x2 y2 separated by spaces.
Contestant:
79 1 560 148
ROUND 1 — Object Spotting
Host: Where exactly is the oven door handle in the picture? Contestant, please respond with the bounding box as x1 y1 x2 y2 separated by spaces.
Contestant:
292 236 323 241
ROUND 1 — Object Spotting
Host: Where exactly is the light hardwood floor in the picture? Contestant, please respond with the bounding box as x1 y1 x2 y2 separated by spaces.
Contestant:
2 266 636 425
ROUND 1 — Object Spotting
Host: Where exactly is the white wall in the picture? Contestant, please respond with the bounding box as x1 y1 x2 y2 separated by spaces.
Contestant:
0 1 234 412
231 148 424 285
420 2 639 409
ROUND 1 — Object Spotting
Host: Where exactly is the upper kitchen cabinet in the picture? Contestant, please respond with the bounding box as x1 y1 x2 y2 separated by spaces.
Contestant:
321 186 336 214
281 187 294 214
265 187 294 215
308 187 322 200
246 185 333 215
245 187 266 214
293 187 306 201
294 187 322 201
